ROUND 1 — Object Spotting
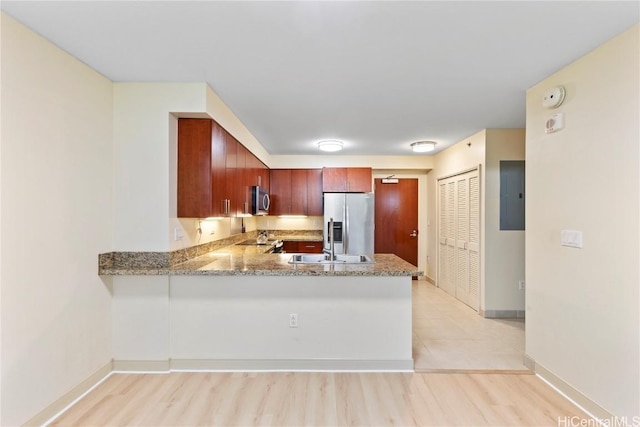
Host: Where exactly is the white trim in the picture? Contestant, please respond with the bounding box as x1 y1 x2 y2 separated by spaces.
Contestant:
534 361 614 424
436 165 479 182
170 358 414 372
27 362 113 427
112 360 171 372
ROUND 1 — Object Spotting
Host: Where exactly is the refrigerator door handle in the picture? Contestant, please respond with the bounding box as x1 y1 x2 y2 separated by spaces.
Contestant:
344 203 349 254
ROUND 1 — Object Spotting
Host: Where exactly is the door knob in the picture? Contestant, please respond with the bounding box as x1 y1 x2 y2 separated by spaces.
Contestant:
409 230 418 237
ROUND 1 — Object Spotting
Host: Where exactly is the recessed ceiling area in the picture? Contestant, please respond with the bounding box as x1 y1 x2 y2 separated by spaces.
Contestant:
2 1 637 156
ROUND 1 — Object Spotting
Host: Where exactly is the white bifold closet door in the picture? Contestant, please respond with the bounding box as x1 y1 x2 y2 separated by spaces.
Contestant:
438 169 480 311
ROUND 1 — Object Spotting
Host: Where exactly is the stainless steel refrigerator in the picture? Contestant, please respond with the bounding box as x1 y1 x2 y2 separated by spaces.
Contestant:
323 193 375 255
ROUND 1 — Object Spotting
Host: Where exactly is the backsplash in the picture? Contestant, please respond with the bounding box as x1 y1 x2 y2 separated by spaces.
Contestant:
256 216 323 231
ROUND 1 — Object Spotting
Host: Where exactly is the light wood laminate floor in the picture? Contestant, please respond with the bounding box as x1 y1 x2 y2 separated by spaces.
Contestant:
412 281 527 372
48 282 581 426
50 371 586 426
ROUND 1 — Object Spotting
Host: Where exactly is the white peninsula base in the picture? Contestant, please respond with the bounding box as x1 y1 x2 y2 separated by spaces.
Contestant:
112 275 413 371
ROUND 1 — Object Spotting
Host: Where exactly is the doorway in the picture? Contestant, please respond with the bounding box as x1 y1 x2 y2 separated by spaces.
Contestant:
374 178 418 266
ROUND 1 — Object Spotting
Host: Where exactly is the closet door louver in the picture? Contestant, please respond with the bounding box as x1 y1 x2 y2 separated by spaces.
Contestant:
437 169 480 311
438 182 453 295
456 176 470 306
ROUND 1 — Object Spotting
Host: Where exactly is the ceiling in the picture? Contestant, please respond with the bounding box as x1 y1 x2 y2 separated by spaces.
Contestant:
2 1 638 156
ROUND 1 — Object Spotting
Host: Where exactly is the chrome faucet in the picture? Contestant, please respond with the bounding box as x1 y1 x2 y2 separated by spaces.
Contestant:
324 217 336 261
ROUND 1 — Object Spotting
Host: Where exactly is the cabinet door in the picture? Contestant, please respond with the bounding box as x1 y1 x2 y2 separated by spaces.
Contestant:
347 168 372 192
322 167 372 192
307 169 323 216
177 119 213 218
223 133 237 216
270 169 292 215
210 121 227 217
282 241 298 253
298 241 323 253
236 143 250 216
322 168 347 192
291 169 308 215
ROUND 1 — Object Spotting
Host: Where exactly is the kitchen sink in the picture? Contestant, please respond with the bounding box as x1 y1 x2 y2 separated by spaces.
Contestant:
288 254 372 264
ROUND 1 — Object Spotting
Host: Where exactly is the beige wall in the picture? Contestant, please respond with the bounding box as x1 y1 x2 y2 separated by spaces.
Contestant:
525 25 639 418
484 129 526 310
426 130 486 295
113 82 207 251
269 155 433 170
0 14 114 425
426 129 526 312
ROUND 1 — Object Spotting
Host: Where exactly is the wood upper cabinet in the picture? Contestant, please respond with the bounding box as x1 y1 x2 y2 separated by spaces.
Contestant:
269 169 323 216
322 167 372 192
290 169 308 215
178 118 225 218
235 142 250 216
269 169 292 215
306 169 323 216
178 118 264 218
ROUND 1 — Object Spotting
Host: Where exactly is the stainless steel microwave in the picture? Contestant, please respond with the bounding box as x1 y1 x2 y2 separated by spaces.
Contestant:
251 186 270 215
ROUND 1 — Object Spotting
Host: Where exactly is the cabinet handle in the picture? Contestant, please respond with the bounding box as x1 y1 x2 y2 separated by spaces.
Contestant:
244 201 249 214
409 230 418 237
258 175 262 187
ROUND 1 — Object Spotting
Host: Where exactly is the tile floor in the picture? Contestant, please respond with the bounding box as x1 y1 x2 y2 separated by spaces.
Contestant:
412 281 528 372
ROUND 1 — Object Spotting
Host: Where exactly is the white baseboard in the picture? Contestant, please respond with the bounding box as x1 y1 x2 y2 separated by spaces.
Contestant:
533 359 615 422
26 357 412 425
112 360 170 372
170 358 414 372
24 361 112 427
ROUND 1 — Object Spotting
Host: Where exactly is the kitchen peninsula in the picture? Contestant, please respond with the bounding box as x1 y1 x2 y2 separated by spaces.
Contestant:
101 237 421 372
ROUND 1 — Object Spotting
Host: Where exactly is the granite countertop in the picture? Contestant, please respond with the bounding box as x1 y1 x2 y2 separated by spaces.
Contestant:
99 229 421 277
101 250 421 277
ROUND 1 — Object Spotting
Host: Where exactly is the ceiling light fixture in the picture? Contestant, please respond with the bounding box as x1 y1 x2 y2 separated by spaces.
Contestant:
411 141 436 153
317 139 343 152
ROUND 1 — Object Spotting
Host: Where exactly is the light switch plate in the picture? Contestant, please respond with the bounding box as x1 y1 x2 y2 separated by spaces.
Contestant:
561 230 583 248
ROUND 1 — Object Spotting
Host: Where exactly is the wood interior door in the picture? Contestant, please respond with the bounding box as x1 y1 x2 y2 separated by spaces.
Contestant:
374 178 418 267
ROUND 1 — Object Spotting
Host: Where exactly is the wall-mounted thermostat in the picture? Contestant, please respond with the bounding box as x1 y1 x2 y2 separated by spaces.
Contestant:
545 112 565 134
542 86 566 109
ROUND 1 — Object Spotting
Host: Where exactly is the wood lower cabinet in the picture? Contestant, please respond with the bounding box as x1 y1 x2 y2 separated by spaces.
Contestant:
270 169 323 216
282 241 323 253
322 167 372 192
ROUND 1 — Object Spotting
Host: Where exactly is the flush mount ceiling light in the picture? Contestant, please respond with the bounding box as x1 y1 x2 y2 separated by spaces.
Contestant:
317 139 343 152
411 141 436 153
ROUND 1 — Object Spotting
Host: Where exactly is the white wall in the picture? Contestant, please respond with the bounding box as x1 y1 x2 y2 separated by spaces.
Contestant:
270 154 433 170
484 129 525 311
525 25 639 418
114 82 206 251
426 130 486 295
0 13 113 426
426 129 526 312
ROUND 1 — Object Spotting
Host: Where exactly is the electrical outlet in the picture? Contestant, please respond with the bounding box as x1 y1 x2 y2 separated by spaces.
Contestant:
173 227 184 241
519 280 525 290
289 313 298 328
